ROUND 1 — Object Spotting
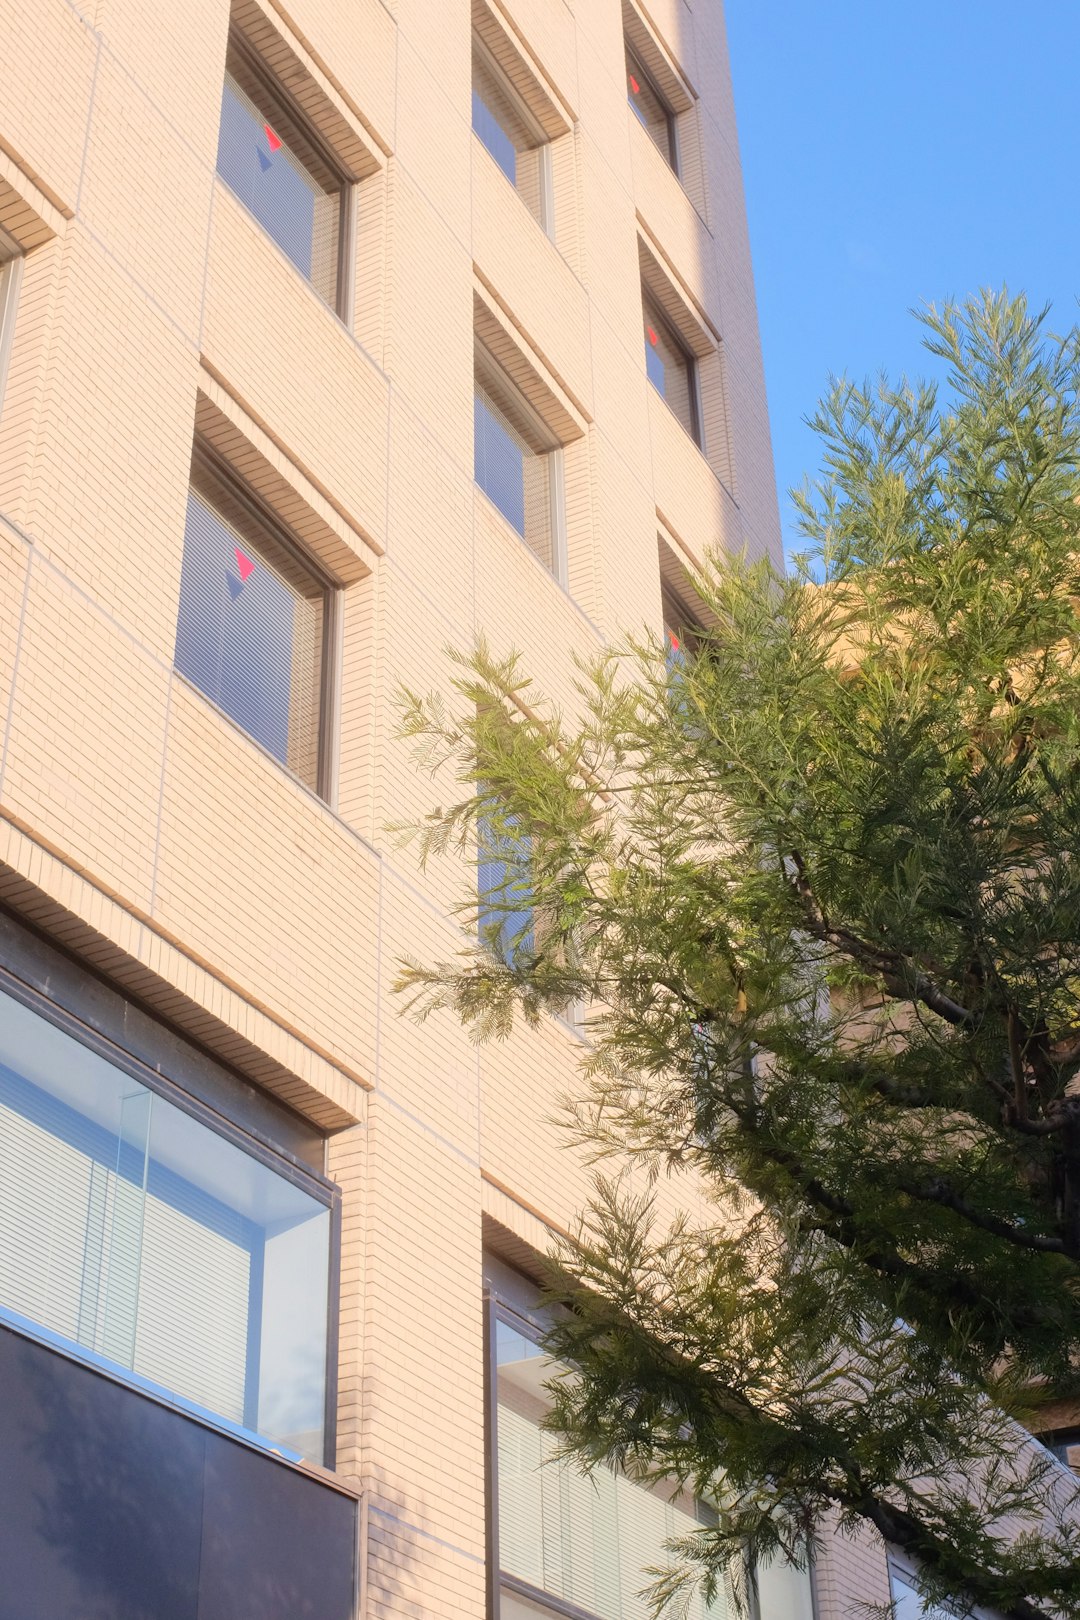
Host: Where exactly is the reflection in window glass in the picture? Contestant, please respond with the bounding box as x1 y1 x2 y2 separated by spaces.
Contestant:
174 455 327 792
472 45 550 233
626 47 675 170
644 296 700 447
0 227 22 418
0 984 332 1460
495 1313 727 1620
217 49 342 309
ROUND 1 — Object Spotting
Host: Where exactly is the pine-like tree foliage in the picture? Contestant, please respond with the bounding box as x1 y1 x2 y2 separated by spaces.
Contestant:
396 292 1080 1617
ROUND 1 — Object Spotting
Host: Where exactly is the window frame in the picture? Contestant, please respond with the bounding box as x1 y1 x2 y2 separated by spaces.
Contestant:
179 441 340 802
626 44 679 174
0 226 24 415
0 942 342 1470
643 292 702 448
219 28 355 321
472 34 555 238
474 342 568 587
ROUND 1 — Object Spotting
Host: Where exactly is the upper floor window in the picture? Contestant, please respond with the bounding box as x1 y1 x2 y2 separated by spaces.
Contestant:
217 34 348 312
644 293 701 446
0 977 335 1462
473 39 553 235
175 447 333 796
475 346 566 581
0 226 23 415
627 45 677 171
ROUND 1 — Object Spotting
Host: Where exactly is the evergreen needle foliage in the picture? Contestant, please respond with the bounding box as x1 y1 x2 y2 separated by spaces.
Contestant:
396 291 1080 1618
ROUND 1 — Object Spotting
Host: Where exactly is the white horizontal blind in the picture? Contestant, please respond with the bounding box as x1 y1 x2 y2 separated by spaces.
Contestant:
497 1318 728 1620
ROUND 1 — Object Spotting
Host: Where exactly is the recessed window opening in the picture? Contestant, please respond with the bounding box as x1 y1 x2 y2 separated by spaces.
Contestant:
626 44 677 171
474 347 565 580
473 40 553 236
662 579 704 663
491 1299 728 1620
0 226 23 415
175 446 333 796
217 34 348 312
644 293 701 446
478 808 534 966
0 978 335 1463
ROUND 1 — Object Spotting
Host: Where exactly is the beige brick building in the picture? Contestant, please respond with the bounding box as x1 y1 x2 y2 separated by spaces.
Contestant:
0 1 937 1616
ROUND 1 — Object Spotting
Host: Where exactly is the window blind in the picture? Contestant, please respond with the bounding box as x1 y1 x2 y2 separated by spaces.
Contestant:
495 1315 728 1620
478 812 535 964
175 458 326 792
0 984 332 1460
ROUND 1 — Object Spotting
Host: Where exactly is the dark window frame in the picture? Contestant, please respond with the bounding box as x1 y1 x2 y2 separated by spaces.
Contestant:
220 27 355 320
0 910 342 1470
180 440 339 802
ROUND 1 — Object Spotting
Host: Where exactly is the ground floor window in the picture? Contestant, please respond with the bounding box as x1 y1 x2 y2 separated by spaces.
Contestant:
0 976 334 1462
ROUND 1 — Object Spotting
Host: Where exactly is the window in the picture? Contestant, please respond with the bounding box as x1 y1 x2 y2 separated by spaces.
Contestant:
0 978 334 1462
478 810 534 966
626 45 677 171
491 1300 728 1620
175 447 332 795
473 39 553 235
217 34 347 311
644 293 701 446
662 580 704 664
0 226 23 414
475 346 566 580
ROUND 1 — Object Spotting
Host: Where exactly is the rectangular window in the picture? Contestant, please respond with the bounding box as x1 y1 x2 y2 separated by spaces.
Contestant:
627 46 676 171
472 41 552 235
492 1303 727 1620
175 449 331 795
475 348 565 579
644 295 701 446
0 980 334 1462
217 36 346 311
478 811 534 966
0 227 23 415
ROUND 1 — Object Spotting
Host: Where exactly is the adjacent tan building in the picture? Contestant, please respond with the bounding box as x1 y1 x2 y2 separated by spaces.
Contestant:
0 0 938 1615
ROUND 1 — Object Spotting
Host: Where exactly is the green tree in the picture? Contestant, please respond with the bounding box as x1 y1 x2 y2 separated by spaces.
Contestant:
397 291 1080 1617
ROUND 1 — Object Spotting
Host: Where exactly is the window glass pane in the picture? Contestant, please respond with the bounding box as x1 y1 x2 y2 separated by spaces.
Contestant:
175 459 326 792
472 49 548 230
0 230 22 418
495 1313 728 1620
627 49 674 168
474 377 554 571
217 58 341 308
478 813 534 963
644 299 699 444
0 984 331 1460
755 1553 815 1620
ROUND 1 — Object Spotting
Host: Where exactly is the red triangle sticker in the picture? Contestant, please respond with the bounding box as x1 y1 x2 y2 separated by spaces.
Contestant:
630 75 640 94
647 327 658 346
264 123 282 153
234 547 255 582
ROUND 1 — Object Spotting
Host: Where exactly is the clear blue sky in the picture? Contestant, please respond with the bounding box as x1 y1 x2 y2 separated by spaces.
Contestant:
724 1 1080 561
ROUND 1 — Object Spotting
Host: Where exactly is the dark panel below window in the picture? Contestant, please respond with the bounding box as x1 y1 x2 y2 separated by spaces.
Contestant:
0 1323 357 1620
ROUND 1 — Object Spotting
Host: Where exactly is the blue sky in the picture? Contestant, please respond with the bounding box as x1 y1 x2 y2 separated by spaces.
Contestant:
724 1 1080 561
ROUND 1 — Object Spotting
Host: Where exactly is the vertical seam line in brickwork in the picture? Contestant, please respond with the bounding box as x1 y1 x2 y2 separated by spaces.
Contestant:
148 674 173 915
74 36 103 217
0 550 33 800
